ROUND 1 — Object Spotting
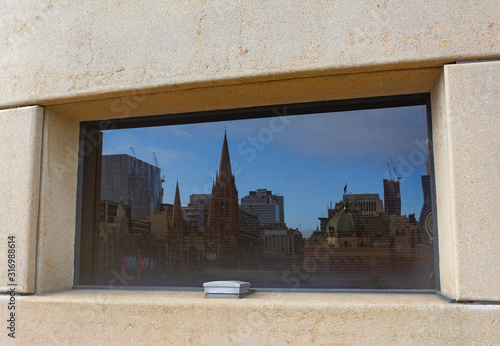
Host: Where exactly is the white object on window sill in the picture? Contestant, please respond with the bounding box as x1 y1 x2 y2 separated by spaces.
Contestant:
203 281 251 299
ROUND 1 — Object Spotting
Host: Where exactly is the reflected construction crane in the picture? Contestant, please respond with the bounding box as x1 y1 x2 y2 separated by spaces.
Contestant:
387 158 401 182
153 152 159 167
387 161 393 180
153 152 166 183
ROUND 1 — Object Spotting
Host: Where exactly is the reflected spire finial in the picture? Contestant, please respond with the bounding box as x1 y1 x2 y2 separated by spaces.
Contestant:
218 130 232 180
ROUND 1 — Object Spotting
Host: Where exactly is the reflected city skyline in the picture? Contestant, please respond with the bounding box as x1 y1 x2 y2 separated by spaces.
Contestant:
102 105 429 236
87 108 435 289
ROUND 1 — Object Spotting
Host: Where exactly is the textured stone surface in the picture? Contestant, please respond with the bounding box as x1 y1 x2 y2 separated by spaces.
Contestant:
0 106 43 293
443 61 500 301
0 0 499 341
0 0 499 108
8 291 500 344
36 108 79 293
430 72 457 299
50 67 441 122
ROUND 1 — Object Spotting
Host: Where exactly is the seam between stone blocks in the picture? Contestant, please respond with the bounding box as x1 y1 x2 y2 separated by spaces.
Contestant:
33 106 45 294
442 66 460 299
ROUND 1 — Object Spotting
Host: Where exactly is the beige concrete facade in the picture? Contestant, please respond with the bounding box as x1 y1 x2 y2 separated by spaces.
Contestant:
0 0 499 343
0 1 498 107
13 291 500 344
443 61 500 301
0 106 43 293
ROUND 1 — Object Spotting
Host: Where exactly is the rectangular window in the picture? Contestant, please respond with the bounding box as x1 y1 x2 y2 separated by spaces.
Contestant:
76 94 438 290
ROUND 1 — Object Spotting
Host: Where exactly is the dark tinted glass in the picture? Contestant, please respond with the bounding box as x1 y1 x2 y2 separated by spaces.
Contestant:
77 97 436 289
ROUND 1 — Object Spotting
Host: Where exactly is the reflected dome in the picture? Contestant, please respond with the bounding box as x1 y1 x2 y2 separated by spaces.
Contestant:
325 203 365 237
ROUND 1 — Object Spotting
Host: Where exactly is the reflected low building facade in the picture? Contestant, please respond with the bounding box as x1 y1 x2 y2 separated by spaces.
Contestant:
304 190 433 289
307 202 391 272
261 222 303 258
98 200 164 283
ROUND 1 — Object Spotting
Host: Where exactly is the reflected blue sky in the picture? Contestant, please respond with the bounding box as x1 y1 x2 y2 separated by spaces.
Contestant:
103 105 428 237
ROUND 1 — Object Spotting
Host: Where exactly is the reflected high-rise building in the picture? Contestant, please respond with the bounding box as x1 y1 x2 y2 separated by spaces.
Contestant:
241 189 284 225
101 154 163 220
383 179 401 216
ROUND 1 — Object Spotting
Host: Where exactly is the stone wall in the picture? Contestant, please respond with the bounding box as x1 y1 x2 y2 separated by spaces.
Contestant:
0 1 498 343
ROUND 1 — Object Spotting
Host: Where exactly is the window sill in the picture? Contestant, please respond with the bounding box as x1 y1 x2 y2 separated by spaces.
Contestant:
18 288 453 306
6 289 499 343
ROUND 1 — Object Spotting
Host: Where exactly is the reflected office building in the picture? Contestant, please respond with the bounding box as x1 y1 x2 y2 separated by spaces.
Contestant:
101 154 163 220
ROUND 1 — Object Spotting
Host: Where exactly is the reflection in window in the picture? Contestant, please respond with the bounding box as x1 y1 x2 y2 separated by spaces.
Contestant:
78 96 436 289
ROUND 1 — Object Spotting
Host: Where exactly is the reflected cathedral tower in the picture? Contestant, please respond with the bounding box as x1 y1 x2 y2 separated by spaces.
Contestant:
205 131 240 265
